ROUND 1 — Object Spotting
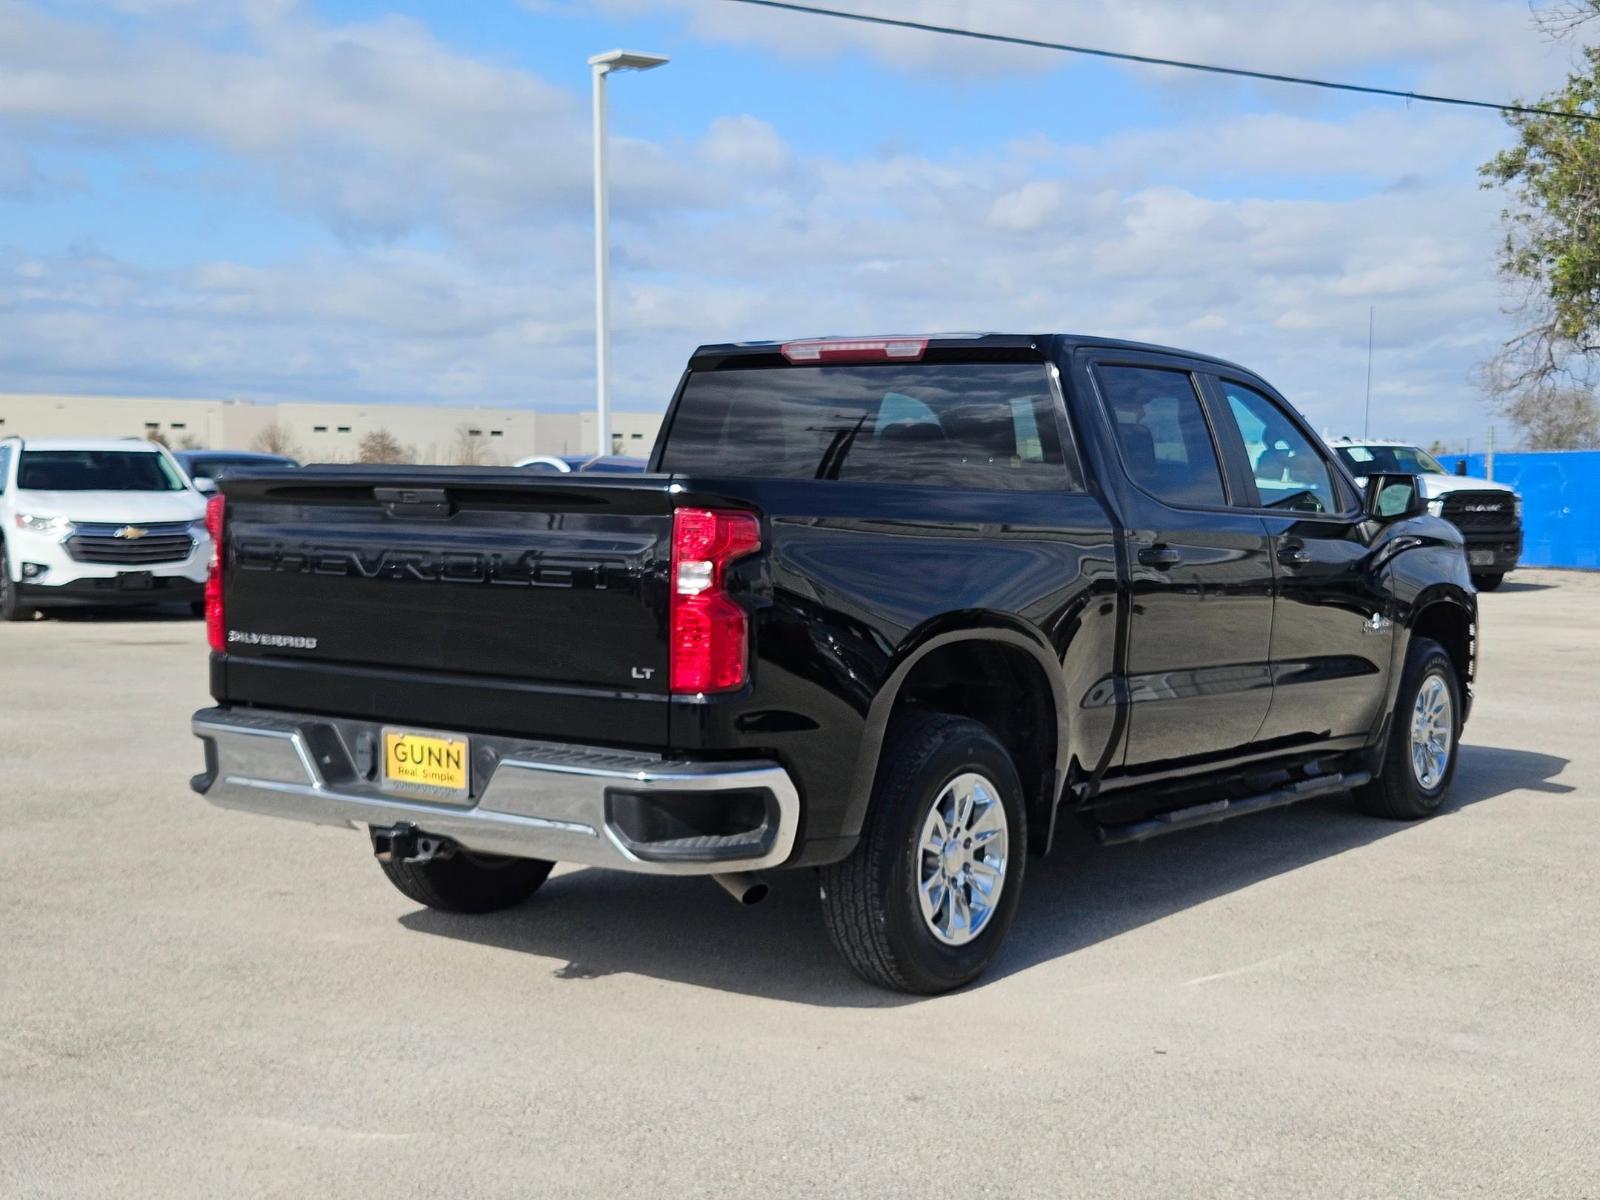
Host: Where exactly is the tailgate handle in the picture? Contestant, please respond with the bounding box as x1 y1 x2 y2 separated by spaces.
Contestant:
374 486 454 520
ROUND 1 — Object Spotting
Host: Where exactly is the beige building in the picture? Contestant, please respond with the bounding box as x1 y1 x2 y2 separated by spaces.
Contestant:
0 393 665 464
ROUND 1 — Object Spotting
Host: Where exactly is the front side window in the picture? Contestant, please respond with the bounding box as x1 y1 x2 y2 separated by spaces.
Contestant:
660 362 1079 491
0 445 11 493
1094 365 1227 507
1218 382 1338 514
16 450 186 492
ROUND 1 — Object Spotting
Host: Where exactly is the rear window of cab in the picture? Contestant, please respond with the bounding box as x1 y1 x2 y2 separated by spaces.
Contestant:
660 362 1081 491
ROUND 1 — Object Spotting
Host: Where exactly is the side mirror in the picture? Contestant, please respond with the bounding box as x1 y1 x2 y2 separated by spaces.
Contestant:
1364 472 1424 521
192 476 217 495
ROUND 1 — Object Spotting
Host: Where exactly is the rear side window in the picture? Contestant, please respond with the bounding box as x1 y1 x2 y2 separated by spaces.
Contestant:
1094 365 1226 507
659 362 1080 491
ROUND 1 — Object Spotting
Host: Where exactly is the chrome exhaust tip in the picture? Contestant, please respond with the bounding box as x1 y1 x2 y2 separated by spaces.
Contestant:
711 872 769 905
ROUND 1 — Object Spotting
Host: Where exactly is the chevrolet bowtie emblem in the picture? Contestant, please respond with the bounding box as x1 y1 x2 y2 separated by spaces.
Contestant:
114 525 148 540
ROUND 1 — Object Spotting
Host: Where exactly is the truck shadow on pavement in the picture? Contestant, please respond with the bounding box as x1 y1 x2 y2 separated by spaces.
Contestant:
1487 580 1554 593
397 743 1572 1008
31 605 197 623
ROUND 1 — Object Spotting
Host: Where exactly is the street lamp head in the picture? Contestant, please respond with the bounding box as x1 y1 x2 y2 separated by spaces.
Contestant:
588 49 670 73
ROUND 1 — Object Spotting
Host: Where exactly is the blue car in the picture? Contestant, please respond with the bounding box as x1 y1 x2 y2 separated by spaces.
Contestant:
173 450 298 494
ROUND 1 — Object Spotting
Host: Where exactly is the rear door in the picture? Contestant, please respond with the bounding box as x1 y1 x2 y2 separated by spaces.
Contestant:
1082 353 1276 770
217 470 677 744
1201 374 1392 746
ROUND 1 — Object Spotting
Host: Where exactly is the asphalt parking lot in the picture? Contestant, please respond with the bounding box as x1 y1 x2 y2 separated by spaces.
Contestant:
3 570 1597 1199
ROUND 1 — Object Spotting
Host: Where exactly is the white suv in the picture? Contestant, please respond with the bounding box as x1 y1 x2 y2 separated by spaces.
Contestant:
0 437 210 621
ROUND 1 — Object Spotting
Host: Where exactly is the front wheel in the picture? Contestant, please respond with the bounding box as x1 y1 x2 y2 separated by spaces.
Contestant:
378 848 553 914
819 712 1027 994
1471 573 1505 592
0 546 31 622
1353 636 1461 821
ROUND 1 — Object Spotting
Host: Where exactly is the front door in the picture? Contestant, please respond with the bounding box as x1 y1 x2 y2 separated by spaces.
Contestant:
1086 357 1276 770
1203 375 1392 746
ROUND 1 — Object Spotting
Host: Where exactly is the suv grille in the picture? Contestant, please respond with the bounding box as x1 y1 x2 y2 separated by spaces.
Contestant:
65 522 195 565
1439 491 1517 532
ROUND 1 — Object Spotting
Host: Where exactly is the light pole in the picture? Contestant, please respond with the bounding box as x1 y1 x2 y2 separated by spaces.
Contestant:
589 49 668 457
1363 305 1374 439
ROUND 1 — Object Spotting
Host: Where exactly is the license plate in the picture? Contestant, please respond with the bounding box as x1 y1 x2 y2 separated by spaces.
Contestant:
382 728 470 803
118 571 154 591
1469 550 1495 566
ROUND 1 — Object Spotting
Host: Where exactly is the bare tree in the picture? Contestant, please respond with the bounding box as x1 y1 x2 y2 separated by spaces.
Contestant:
449 424 490 466
251 422 302 459
175 433 203 450
1501 384 1600 449
144 428 170 448
1533 1 1600 39
357 428 411 464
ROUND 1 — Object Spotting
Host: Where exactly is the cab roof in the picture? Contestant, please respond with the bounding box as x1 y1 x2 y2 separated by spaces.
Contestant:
688 332 1258 376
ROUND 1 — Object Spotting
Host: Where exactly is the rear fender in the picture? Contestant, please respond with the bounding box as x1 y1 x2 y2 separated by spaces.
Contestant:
839 612 1069 842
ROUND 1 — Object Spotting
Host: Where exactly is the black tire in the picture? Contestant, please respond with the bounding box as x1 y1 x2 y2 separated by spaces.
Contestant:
189 600 206 619
1472 573 1505 592
379 849 553 914
819 712 1027 994
0 544 30 622
1353 636 1461 821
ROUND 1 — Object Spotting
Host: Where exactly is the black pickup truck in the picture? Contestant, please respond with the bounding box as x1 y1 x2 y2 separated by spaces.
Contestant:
191 334 1477 994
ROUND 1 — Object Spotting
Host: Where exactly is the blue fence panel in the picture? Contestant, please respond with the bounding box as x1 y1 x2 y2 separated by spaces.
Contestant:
1443 450 1600 570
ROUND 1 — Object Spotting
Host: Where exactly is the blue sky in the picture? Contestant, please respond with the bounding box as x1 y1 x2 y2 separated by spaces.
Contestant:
0 0 1584 446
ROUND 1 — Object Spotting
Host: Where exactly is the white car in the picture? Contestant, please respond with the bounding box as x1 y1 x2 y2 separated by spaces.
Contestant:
0 437 211 621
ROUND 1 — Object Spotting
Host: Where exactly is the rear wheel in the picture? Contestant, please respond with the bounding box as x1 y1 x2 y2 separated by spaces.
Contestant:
1353 636 1461 821
819 712 1026 994
378 848 553 914
1472 573 1505 591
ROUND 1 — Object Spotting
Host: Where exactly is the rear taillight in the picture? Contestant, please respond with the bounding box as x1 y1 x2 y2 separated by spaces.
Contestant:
204 493 225 652
669 507 761 694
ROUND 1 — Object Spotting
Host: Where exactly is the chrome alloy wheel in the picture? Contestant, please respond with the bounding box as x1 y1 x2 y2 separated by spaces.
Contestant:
917 772 1009 946
1409 672 1454 790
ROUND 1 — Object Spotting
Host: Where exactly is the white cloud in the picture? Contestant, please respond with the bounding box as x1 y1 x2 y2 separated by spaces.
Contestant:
702 114 791 173
0 1 716 244
988 181 1065 232
593 0 1577 95
0 0 1558 448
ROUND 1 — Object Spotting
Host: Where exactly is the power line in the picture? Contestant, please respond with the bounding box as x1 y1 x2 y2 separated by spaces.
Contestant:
718 0 1600 124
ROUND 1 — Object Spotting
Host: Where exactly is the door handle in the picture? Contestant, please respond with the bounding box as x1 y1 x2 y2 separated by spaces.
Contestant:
1277 544 1311 568
1137 545 1182 569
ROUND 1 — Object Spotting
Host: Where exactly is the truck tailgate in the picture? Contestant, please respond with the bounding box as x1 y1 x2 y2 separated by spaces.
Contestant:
215 469 674 738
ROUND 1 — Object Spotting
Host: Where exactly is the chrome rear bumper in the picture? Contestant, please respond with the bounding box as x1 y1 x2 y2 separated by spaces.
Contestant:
191 707 799 875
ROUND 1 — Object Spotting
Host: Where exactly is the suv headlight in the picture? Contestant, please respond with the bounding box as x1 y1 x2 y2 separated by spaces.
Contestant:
1426 498 1446 517
13 513 74 535
1512 494 1523 519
